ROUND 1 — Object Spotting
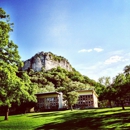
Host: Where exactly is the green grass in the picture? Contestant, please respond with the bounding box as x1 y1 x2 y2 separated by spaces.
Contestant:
0 107 130 130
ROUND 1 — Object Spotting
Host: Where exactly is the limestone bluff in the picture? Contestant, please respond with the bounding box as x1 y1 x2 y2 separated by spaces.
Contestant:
22 51 72 72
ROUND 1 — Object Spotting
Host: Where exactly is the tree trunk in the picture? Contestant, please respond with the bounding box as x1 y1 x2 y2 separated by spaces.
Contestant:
109 100 112 108
4 106 9 120
121 100 125 110
70 105 73 111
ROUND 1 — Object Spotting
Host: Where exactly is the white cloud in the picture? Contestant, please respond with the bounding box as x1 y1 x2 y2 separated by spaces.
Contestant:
73 62 103 81
104 55 123 64
78 48 104 53
74 51 130 81
78 49 87 53
74 61 123 81
78 48 103 53
78 49 92 53
87 49 93 52
94 48 103 52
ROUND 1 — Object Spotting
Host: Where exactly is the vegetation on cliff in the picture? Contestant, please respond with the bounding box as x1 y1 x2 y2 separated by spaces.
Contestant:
27 66 103 94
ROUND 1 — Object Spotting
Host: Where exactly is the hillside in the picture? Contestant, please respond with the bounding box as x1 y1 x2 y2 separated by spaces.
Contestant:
22 52 102 93
21 51 104 95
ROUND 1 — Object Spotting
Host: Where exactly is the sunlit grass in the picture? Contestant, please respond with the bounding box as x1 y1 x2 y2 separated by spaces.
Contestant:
0 107 130 130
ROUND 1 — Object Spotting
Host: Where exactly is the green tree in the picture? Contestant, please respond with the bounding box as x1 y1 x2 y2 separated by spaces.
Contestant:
67 91 79 111
16 71 37 113
0 62 37 120
0 8 36 120
57 81 92 110
112 73 127 110
0 8 22 67
100 86 116 108
98 76 116 107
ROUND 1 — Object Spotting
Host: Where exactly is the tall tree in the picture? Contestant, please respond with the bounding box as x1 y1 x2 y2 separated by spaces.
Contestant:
112 73 127 110
0 8 36 120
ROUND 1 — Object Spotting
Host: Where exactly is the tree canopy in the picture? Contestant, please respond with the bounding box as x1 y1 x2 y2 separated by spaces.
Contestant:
0 8 37 120
98 65 130 109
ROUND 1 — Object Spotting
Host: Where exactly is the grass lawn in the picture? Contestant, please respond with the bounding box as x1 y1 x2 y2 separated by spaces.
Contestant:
0 107 130 130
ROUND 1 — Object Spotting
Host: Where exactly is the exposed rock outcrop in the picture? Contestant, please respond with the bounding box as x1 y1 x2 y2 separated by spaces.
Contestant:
22 52 72 72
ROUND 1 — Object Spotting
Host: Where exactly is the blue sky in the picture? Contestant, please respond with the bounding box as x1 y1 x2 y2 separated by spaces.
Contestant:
1 0 130 81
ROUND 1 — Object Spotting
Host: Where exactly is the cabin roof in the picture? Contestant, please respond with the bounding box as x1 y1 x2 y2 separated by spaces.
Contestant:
76 89 98 97
35 92 62 96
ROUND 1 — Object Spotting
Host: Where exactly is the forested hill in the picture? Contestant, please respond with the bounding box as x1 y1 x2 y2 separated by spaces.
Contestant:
22 52 105 95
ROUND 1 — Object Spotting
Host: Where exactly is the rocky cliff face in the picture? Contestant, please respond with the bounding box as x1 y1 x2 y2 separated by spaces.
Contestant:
22 52 72 72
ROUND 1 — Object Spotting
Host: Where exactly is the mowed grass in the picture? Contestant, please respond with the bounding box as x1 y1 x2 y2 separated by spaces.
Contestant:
0 107 130 130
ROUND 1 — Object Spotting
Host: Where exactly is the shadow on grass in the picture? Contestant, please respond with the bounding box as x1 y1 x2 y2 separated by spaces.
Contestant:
0 120 5 123
28 111 63 118
29 108 130 122
35 117 103 130
33 108 130 130
30 107 130 119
